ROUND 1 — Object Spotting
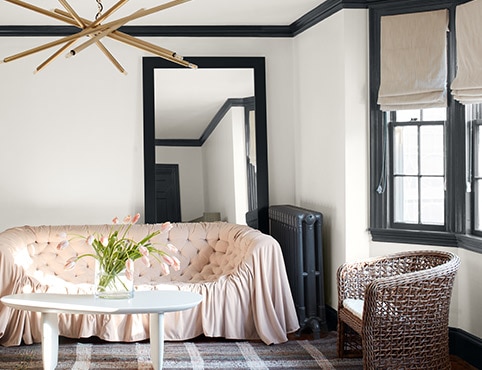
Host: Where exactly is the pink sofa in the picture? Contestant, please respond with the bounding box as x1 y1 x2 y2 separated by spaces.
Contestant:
0 222 299 346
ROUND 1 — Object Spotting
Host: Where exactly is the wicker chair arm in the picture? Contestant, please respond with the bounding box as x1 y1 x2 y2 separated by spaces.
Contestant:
337 255 394 305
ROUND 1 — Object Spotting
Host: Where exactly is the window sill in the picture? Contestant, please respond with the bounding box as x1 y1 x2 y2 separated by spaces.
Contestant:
370 228 482 254
370 228 458 247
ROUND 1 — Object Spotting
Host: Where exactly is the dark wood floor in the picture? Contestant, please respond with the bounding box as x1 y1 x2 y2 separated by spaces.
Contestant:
288 331 477 370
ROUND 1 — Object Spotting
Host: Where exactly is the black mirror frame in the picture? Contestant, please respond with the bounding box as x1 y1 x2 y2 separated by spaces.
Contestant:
142 56 269 233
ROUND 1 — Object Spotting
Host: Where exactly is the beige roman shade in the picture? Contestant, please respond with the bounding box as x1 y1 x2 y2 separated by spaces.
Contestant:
451 0 482 104
377 10 449 111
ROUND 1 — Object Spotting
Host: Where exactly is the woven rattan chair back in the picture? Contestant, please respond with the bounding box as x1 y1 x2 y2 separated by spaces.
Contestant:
337 250 460 370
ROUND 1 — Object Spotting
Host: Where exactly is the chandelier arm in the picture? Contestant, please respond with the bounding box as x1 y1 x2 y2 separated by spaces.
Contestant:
97 0 191 30
35 40 77 73
113 32 184 60
2 23 112 63
55 9 189 63
4 0 79 25
58 0 85 28
67 9 146 58
109 32 197 68
95 42 127 74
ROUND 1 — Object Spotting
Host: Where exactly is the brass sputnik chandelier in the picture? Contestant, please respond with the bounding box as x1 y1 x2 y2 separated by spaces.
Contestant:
1 0 197 74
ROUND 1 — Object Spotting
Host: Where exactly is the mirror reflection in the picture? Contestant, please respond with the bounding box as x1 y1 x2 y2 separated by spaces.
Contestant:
155 68 256 224
143 57 268 232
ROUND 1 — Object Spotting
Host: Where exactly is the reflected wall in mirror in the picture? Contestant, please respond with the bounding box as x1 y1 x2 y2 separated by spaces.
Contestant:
143 57 269 233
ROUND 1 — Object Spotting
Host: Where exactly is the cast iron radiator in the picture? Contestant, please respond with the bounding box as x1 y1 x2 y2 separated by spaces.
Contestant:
268 205 327 338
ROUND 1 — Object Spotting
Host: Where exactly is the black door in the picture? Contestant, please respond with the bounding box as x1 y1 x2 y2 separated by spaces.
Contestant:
155 164 181 222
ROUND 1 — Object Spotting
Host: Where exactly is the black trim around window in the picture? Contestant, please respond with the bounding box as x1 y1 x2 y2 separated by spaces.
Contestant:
369 1 482 253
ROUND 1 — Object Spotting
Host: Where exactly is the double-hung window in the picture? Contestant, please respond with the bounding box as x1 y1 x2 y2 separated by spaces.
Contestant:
389 108 446 230
370 3 466 247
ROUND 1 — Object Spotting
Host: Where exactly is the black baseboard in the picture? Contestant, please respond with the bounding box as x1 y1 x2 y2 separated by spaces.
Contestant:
326 305 482 368
450 327 482 369
325 305 338 331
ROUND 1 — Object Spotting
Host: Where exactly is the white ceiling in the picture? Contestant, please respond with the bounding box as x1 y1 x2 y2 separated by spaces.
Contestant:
155 68 254 139
0 0 325 26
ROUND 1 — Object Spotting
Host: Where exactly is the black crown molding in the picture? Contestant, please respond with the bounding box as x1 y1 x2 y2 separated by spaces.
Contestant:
0 0 471 38
155 97 252 147
0 0 367 38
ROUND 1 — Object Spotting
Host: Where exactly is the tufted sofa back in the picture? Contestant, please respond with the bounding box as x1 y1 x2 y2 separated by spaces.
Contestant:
0 222 262 293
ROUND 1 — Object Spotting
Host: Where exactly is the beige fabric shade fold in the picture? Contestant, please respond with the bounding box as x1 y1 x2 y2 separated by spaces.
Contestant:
377 9 448 111
451 0 482 104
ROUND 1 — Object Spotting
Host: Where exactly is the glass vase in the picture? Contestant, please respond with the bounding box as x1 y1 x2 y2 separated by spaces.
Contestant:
94 261 134 299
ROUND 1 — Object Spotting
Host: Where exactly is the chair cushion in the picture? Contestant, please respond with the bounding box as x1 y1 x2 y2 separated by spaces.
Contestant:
343 298 364 320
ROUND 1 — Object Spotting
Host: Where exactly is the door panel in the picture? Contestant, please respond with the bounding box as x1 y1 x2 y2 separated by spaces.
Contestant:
155 164 181 222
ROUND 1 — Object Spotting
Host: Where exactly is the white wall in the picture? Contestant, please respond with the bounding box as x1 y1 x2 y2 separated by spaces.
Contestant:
0 36 295 229
203 107 248 223
293 9 370 307
155 146 204 221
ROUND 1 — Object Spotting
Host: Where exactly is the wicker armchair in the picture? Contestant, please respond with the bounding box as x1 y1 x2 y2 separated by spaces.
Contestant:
337 250 460 370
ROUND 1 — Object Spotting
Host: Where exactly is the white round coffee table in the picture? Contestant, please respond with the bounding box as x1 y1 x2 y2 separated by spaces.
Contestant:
1 290 202 370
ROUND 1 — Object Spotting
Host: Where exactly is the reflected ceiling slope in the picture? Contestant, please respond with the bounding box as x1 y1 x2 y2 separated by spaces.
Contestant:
155 68 254 139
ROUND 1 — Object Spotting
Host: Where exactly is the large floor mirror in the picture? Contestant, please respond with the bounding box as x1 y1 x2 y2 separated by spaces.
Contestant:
143 57 269 233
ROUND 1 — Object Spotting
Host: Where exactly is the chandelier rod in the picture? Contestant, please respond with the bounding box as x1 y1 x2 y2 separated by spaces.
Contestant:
56 9 193 67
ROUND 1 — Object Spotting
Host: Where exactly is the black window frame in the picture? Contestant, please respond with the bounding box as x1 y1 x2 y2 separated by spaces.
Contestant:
469 106 482 237
388 112 446 231
368 0 482 253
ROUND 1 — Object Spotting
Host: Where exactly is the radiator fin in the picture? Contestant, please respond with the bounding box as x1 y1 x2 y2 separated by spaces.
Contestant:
268 205 327 338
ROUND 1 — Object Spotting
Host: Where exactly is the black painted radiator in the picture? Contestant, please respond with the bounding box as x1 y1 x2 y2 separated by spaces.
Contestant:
268 205 327 338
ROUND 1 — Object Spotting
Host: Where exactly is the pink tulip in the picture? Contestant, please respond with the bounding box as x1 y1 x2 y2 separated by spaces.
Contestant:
138 245 149 256
141 255 151 267
125 269 134 281
125 259 135 281
160 262 170 275
171 256 181 271
112 217 119 225
131 213 141 224
123 215 131 223
126 258 135 272
64 257 77 270
100 236 109 247
162 255 175 266
86 235 95 246
167 243 178 253
56 240 69 251
160 222 173 233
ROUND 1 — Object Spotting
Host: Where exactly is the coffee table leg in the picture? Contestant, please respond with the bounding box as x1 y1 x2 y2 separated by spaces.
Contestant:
149 313 165 370
41 312 59 370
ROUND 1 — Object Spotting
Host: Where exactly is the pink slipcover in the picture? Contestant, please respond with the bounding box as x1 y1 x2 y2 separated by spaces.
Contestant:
0 222 299 347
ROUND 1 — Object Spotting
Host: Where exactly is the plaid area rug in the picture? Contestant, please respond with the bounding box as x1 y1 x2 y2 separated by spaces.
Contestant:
0 331 363 369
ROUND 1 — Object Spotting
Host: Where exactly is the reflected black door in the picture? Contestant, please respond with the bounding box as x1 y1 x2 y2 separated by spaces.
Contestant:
155 164 181 222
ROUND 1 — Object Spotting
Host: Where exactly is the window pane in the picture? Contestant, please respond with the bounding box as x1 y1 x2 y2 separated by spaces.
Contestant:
420 177 444 224
477 127 482 177
396 110 420 122
422 107 446 121
476 180 482 231
393 126 418 175
394 176 418 223
420 125 444 175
